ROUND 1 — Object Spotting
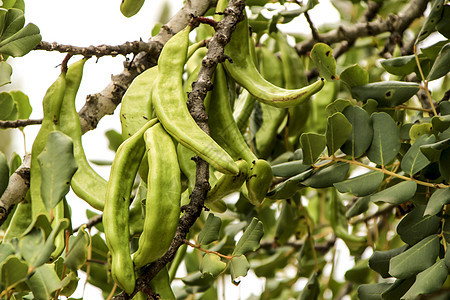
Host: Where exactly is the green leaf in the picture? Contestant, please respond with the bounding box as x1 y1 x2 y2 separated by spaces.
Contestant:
200 253 227 278
341 105 373 158
402 260 448 299
367 112 401 166
358 283 392 300
440 148 450 181
409 122 433 144
65 225 90 271
0 255 28 292
271 160 311 178
0 151 9 197
3 201 32 241
301 161 349 188
0 23 41 57
1 8 24 41
389 234 440 279
416 0 445 44
299 271 320 300
334 171 384 197
401 134 435 175
105 129 123 152
198 213 222 246
345 259 371 284
362 99 378 115
381 277 416 300
325 112 352 156
346 196 372 218
370 181 417 205
369 245 408 278
380 55 417 76
340 64 369 88
420 138 450 162
230 255 250 285
232 218 264 256
325 98 352 116
424 187 450 216
300 133 326 165
26 264 62 300
0 61 12 86
436 5 450 38
266 169 312 199
0 92 17 120
397 205 440 245
10 90 31 120
352 81 420 107
310 43 338 81
427 42 450 81
432 114 450 132
0 242 15 264
38 131 78 210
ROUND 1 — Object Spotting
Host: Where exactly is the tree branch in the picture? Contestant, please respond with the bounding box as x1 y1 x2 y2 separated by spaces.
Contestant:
0 119 42 129
295 0 429 56
111 1 246 299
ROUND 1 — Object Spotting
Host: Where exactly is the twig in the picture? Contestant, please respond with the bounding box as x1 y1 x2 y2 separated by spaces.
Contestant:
184 240 233 259
111 1 246 299
295 0 428 55
0 118 42 129
304 11 320 41
73 214 103 232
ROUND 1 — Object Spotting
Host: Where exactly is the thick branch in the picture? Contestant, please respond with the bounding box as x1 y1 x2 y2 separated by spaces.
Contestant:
295 0 429 55
112 1 246 299
0 154 31 226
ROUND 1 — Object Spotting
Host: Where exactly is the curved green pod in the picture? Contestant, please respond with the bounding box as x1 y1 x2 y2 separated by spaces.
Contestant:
223 7 324 108
120 0 145 17
59 58 107 211
30 71 66 219
152 26 238 175
206 160 248 204
103 119 157 294
133 123 181 267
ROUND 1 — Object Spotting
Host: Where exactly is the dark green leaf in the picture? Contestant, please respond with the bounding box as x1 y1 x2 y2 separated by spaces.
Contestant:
340 64 369 88
439 148 450 181
402 260 448 299
397 205 440 245
301 162 349 188
310 43 338 81
232 218 264 256
427 42 450 81
380 55 417 76
369 245 408 278
352 81 420 107
436 5 450 38
401 134 435 175
420 138 450 162
31 218 68 268
346 196 372 218
381 277 416 300
334 171 384 197
300 133 326 165
341 105 373 158
345 259 371 284
271 160 311 178
1 8 24 41
230 255 250 285
65 225 90 271
198 213 222 246
299 271 320 300
38 131 78 210
0 92 17 120
424 187 450 216
432 114 450 132
371 181 417 205
325 98 352 116
362 99 378 115
416 0 445 44
367 112 401 166
266 169 312 199
389 234 440 279
26 264 62 299
326 112 352 155
0 23 41 57
358 283 392 300
0 61 12 87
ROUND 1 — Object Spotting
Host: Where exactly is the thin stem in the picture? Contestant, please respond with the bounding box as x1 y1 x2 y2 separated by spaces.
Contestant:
414 45 437 115
0 118 42 129
184 240 233 260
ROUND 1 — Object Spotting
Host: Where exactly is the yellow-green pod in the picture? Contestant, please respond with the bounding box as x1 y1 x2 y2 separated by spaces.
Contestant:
103 118 158 294
133 123 181 267
152 26 239 175
246 159 273 206
120 0 145 18
206 160 248 204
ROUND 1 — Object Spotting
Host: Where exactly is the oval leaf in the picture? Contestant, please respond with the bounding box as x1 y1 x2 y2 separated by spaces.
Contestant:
301 162 349 188
369 245 409 278
200 253 227 278
232 218 264 256
310 43 338 81
401 134 435 175
340 64 369 88
325 112 352 156
367 112 401 166
230 255 250 285
402 260 448 300
389 234 440 279
397 205 440 245
334 171 384 197
427 42 450 81
300 133 326 165
352 81 420 107
371 181 417 205
424 187 450 216
341 105 373 158
0 61 12 87
198 213 222 246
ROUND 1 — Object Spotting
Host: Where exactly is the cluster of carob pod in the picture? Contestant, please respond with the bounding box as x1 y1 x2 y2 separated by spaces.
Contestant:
26 2 325 295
